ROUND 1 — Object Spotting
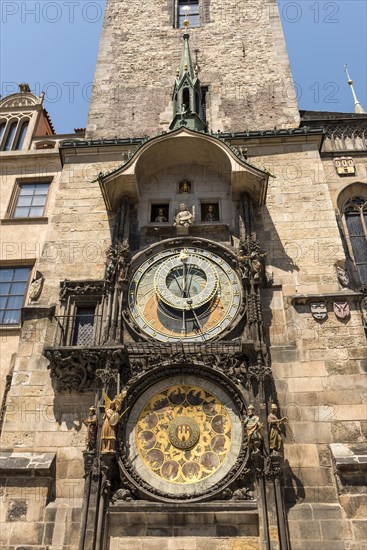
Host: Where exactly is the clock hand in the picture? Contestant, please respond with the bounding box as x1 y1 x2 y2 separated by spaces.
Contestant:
187 299 205 340
173 269 183 293
181 308 186 334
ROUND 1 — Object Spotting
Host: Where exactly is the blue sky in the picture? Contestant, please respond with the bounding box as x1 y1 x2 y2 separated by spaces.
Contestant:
1 0 366 134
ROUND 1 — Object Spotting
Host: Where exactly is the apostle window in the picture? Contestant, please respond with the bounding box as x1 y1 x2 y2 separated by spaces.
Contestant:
344 196 367 286
151 204 169 223
11 182 50 218
0 266 32 325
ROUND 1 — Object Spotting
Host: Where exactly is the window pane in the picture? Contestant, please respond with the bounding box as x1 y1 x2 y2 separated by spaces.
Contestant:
0 267 30 325
357 264 367 286
0 283 11 295
32 196 47 207
4 122 17 151
14 121 29 150
29 206 45 217
190 14 200 26
73 307 96 346
6 296 24 310
346 213 364 236
14 207 30 218
0 122 6 142
17 196 33 206
0 269 14 283
19 185 36 195
34 183 50 194
13 268 30 281
3 309 21 324
11 282 27 294
350 236 367 263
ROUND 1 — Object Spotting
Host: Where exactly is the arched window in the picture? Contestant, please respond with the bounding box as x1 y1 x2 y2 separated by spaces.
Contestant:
344 196 367 286
14 119 29 150
3 121 17 151
0 121 6 144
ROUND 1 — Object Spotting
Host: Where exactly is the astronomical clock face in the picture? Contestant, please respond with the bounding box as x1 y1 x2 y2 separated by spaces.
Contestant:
128 246 242 342
125 375 243 499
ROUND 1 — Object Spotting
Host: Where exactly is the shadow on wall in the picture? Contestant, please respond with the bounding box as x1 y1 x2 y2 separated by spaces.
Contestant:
283 459 306 509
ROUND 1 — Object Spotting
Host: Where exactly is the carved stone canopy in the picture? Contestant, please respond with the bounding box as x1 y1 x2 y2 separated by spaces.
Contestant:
98 127 269 210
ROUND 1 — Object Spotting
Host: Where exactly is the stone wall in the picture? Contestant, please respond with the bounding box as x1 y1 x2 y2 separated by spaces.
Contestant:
252 144 367 549
86 0 300 139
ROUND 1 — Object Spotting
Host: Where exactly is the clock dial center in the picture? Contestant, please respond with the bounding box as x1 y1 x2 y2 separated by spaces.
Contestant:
154 253 219 311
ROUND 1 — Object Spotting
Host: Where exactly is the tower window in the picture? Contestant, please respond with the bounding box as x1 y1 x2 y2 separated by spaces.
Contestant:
178 0 200 28
344 196 367 285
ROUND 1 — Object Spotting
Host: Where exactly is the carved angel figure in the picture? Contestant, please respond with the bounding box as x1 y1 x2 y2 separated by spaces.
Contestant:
100 389 128 454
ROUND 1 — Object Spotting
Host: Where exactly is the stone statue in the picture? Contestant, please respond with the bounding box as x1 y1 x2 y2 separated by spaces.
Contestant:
205 205 217 222
243 405 262 452
83 406 97 451
268 404 287 453
155 208 167 222
174 203 194 227
29 272 44 302
238 245 266 282
100 389 128 454
336 265 350 288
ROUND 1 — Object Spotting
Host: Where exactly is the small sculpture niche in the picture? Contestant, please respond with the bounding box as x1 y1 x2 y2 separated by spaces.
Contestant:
151 204 169 223
179 180 192 194
201 202 219 222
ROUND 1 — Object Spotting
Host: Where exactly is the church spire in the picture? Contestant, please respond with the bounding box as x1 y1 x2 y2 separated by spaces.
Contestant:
169 9 205 131
344 64 366 114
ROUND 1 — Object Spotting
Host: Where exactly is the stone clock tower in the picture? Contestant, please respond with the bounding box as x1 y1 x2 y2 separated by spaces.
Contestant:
1 1 366 550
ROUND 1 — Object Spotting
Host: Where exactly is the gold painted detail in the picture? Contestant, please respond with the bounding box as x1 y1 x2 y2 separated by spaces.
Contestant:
168 416 200 449
136 385 232 484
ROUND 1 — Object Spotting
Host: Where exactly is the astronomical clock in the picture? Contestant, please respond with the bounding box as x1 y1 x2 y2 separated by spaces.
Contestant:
118 237 253 502
127 243 243 342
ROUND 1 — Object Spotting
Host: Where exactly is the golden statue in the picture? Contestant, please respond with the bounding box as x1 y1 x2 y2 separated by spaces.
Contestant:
100 389 128 454
268 404 287 453
244 405 262 452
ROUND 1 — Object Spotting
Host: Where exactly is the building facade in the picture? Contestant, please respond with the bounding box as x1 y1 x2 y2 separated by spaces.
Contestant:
0 1 366 549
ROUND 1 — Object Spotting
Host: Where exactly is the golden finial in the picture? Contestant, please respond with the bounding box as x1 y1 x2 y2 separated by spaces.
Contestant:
182 5 190 28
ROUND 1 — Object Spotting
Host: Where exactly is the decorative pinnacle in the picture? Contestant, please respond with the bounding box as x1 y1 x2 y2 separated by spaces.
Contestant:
344 64 366 114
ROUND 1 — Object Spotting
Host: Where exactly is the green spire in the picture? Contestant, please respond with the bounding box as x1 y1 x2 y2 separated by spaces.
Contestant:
169 30 206 131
